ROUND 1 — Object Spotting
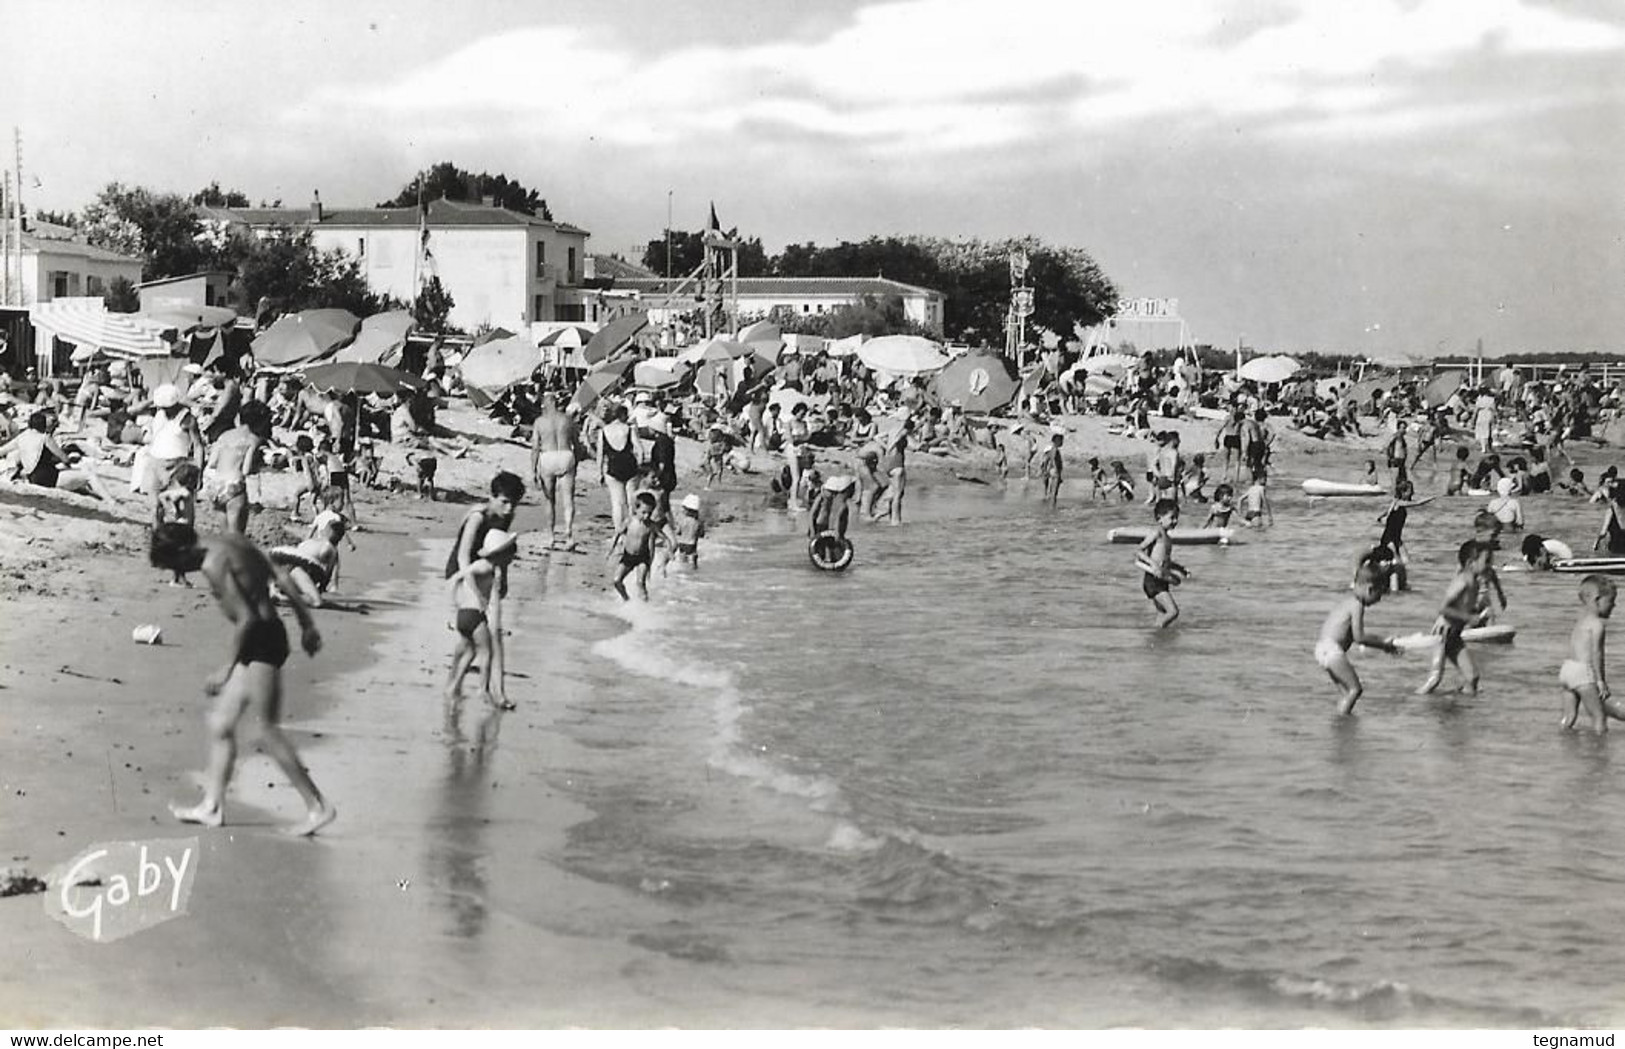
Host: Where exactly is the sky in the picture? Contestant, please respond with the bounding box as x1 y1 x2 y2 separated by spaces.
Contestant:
4 0 1623 357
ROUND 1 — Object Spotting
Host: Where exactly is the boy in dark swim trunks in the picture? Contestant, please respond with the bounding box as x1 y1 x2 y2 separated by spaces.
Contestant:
1417 540 1491 696
445 529 520 708
1137 498 1188 629
609 491 662 600
148 523 336 836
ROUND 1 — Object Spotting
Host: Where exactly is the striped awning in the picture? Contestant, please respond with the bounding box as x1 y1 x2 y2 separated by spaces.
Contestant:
29 299 175 360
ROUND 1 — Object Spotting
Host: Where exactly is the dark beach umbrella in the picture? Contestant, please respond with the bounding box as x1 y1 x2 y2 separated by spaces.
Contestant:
1422 369 1466 407
569 357 635 413
301 362 425 396
933 352 1019 413
583 313 648 365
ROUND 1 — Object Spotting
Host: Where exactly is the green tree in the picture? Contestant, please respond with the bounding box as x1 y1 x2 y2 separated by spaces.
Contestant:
380 162 552 219
189 182 251 207
413 276 456 334
235 224 390 316
643 229 770 278
80 182 205 280
102 276 140 313
772 294 931 339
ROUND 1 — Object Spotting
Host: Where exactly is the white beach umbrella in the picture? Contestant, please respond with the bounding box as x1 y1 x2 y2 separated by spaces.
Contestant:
1238 355 1301 384
856 335 949 376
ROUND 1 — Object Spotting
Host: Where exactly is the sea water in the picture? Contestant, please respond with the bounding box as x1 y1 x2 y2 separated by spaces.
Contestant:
447 459 1625 1027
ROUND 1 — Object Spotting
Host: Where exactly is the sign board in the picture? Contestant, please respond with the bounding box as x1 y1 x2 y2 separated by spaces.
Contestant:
1013 288 1035 318
1116 298 1180 319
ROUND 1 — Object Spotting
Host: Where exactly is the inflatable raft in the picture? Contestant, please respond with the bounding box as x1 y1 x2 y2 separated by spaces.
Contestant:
1107 527 1234 545
1384 624 1519 651
1553 556 1625 575
1302 478 1387 497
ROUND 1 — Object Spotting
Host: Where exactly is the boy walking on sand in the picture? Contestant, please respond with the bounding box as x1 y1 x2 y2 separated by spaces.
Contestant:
609 492 662 601
1137 498 1188 629
149 524 336 836
445 529 520 710
1316 563 1400 715
1559 575 1625 734
1417 540 1491 695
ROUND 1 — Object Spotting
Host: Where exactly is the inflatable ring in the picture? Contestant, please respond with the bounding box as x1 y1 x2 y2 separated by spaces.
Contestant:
269 547 331 591
808 531 855 572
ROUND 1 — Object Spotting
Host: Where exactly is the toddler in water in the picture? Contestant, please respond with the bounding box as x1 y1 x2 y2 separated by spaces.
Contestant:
1110 460 1136 503
1204 484 1235 528
445 529 519 709
1087 457 1109 500
1037 432 1064 507
608 491 663 601
1316 563 1399 715
1239 469 1273 527
1560 575 1624 734
1446 447 1472 496
671 493 706 570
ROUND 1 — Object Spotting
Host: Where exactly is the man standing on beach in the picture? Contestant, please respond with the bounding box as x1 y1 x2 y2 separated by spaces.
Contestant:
206 400 270 534
150 523 337 836
530 391 579 551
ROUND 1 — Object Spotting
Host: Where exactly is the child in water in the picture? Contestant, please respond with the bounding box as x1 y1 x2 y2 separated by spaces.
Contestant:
1110 461 1136 503
671 493 706 570
1417 540 1491 696
608 491 662 601
1204 484 1235 528
1446 447 1472 496
1374 477 1437 591
1087 457 1109 500
445 529 519 710
1037 432 1064 507
1316 563 1399 715
1239 469 1274 527
1137 498 1188 629
1560 575 1624 734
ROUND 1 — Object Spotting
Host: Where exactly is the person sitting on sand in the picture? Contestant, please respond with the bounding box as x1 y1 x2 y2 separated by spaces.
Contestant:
0 410 116 500
1560 575 1625 734
1316 563 1400 715
608 491 662 601
150 522 336 837
445 529 520 710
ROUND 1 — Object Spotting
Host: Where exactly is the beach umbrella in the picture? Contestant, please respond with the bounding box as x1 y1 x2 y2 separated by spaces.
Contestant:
296 308 361 347
633 357 686 389
583 312 648 365
327 327 408 366
856 335 949 376
251 314 354 368
932 352 1019 413
1083 373 1118 395
537 325 596 349
458 335 540 394
301 362 424 397
1422 369 1466 407
1238 355 1301 384
738 319 779 345
569 357 634 413
699 338 753 362
360 309 415 343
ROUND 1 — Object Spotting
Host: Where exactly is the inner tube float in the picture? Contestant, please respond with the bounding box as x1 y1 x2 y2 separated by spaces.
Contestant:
808 531 855 572
269 547 331 591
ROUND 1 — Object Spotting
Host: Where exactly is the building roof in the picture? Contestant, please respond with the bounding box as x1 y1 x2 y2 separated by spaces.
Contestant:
18 233 144 265
135 270 234 289
202 197 589 237
616 275 943 299
590 254 661 280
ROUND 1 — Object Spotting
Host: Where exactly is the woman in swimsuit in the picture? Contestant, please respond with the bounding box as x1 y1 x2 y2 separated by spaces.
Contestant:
1596 484 1625 555
598 403 639 532
0 411 115 499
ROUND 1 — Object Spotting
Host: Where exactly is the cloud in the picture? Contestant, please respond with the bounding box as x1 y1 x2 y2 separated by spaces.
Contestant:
294 0 1625 157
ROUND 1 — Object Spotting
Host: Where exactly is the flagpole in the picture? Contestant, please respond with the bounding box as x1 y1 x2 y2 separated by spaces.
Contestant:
412 176 422 315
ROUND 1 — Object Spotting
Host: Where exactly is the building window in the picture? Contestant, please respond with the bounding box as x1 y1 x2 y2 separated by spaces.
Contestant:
803 304 811 313
557 303 586 322
357 237 366 258
86 275 105 296
533 294 546 321
567 247 577 285
536 241 547 278
51 271 74 298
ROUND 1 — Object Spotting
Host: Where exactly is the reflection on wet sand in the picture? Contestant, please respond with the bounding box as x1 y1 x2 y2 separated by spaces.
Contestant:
429 698 505 943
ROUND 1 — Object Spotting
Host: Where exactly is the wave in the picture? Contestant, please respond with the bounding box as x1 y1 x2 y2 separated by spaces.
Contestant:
1137 954 1561 1027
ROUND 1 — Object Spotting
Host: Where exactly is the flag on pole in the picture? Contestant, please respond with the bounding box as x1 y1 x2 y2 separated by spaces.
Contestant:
704 202 728 246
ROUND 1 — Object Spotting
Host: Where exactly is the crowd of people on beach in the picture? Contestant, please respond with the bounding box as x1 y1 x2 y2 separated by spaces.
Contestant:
8 326 1625 838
